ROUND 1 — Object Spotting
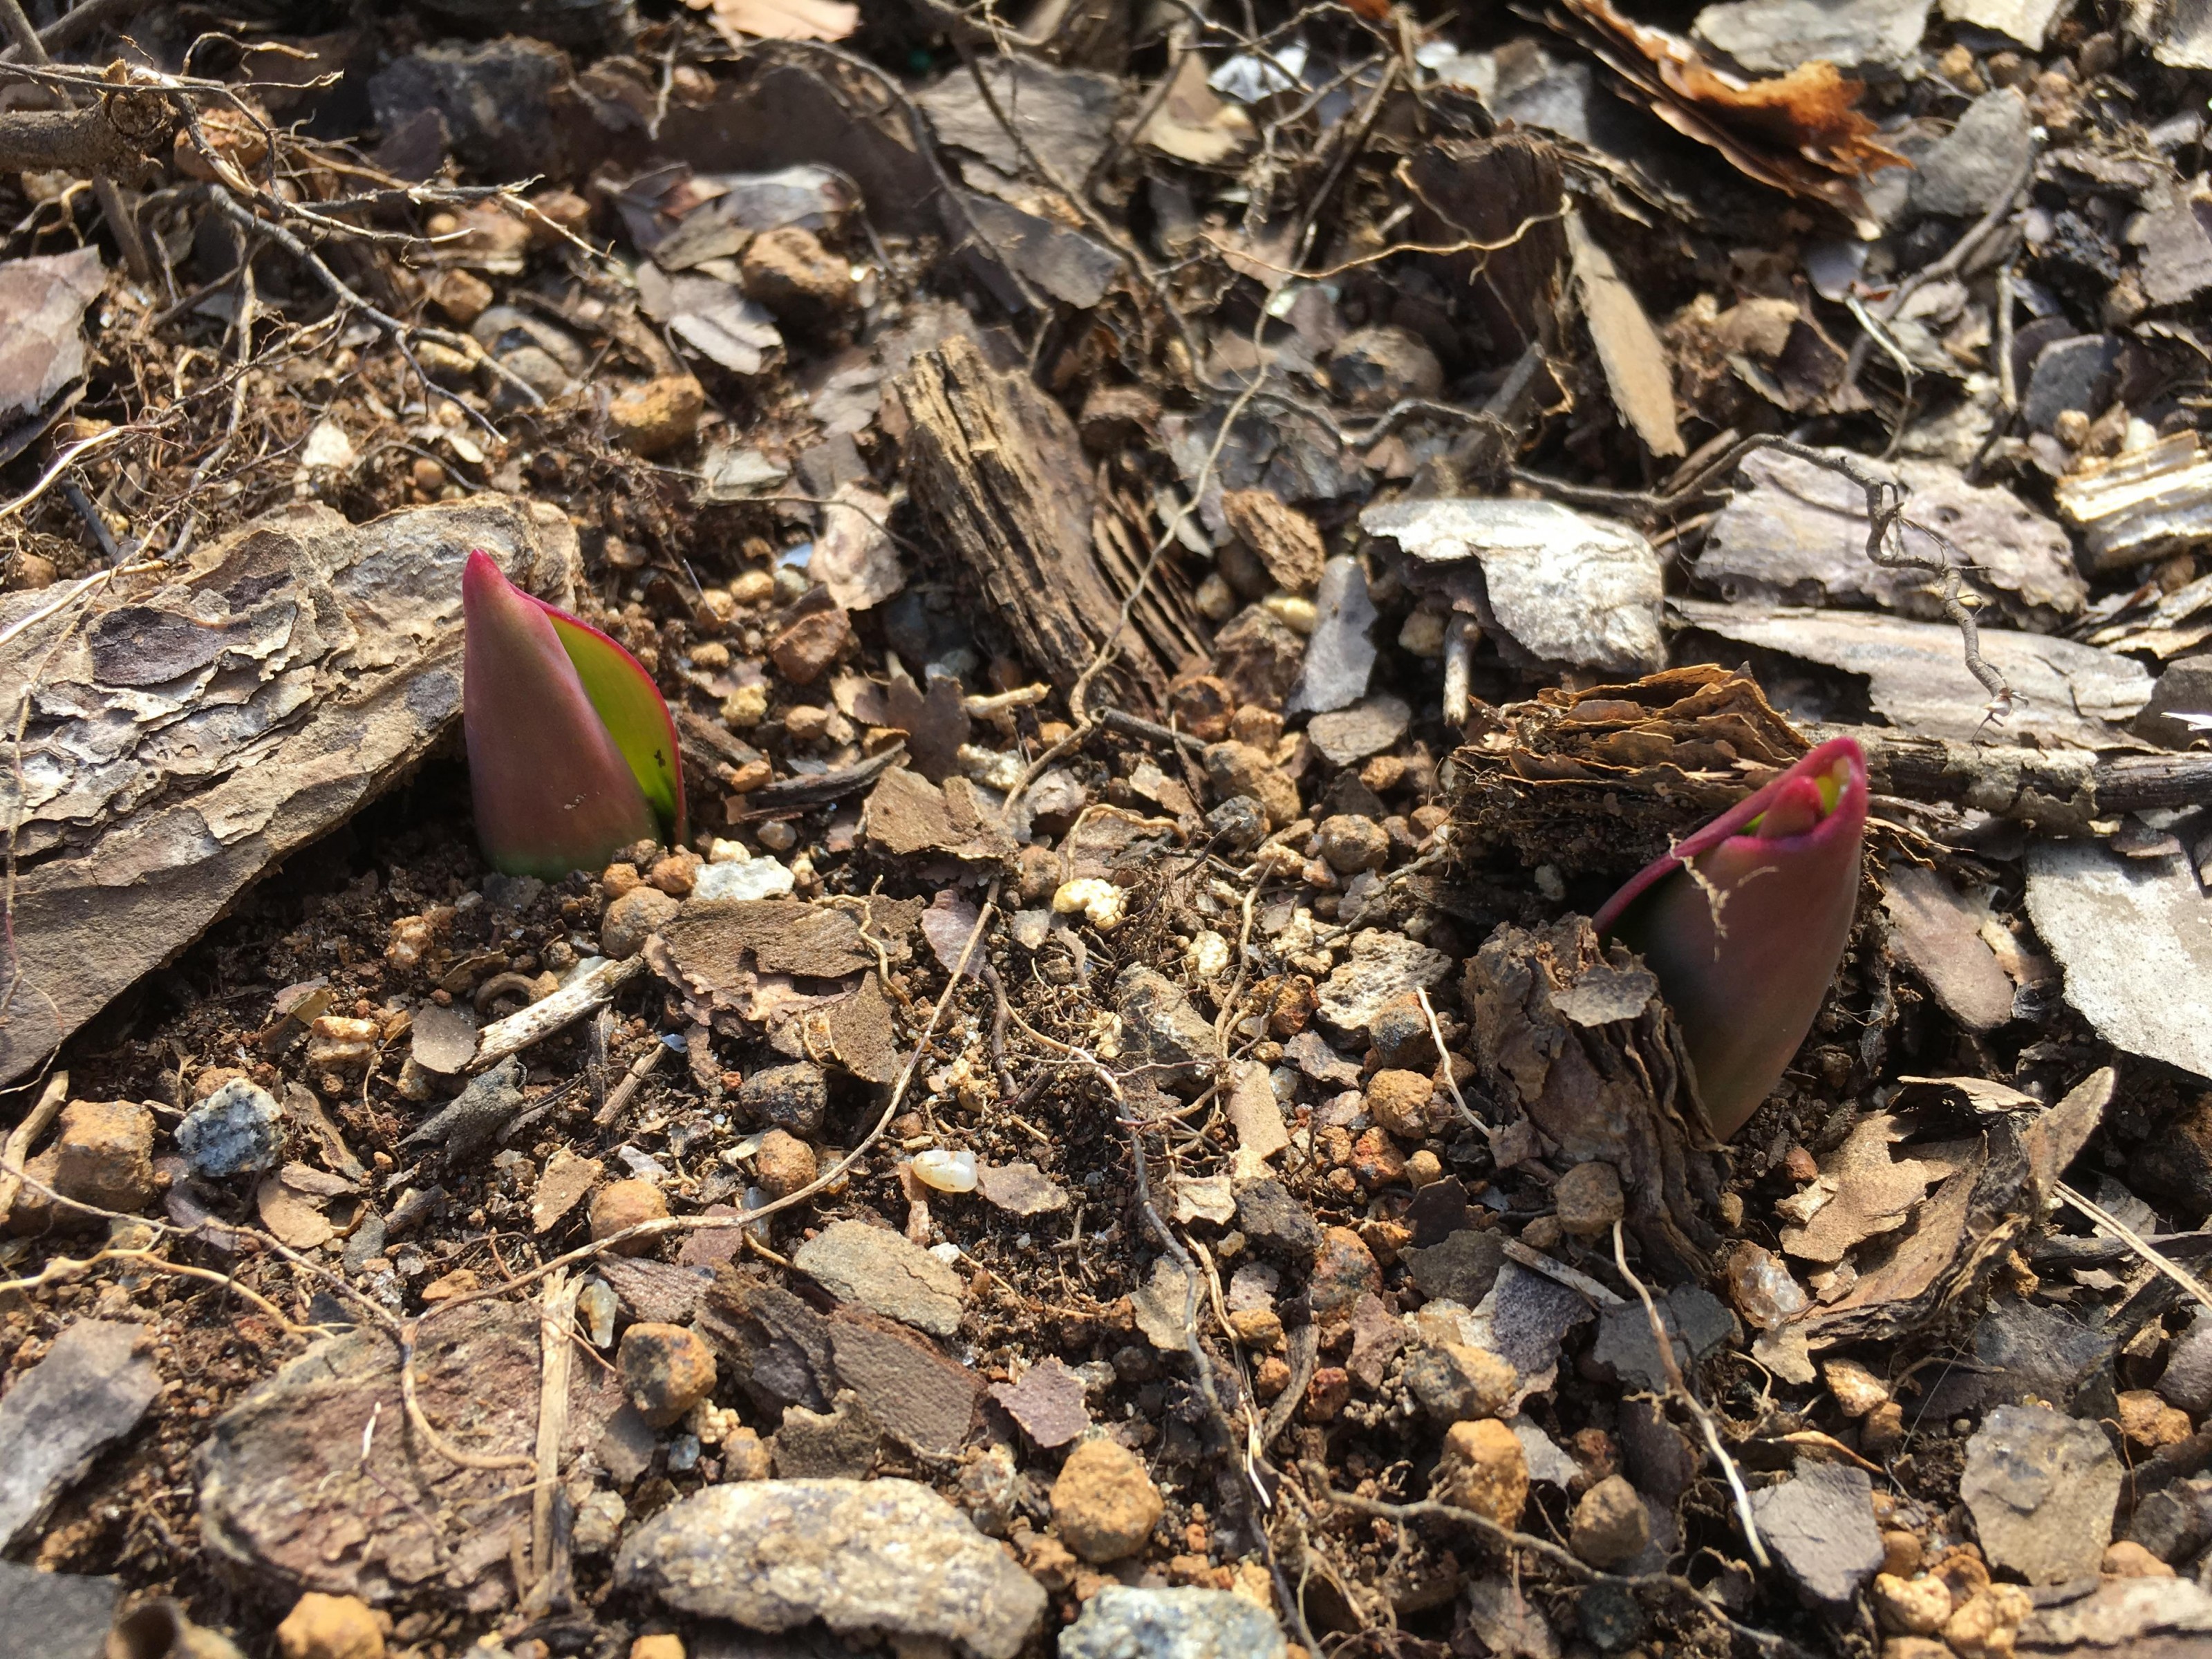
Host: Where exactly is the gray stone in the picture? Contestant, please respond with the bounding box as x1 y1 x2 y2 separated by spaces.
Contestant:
1620 1398 1699 1503
1060 1586 1289 1659
1315 929 1452 1035
1286 557 1378 717
2024 841 2212 1083
2133 178 2212 308
616 1478 1048 1659
595 1404 659 1485
1593 1288 1734 1391
1203 795 1266 852
1922 1297 2116 1421
1306 696 1411 769
793 1219 964 1337
1693 0 1931 72
740 1062 828 1137
0 1320 161 1550
2135 653 2212 750
2158 1309 2212 1413
0 1563 120 1659
2023 335 2125 433
1483 1260 1597 1388
1962 1402 2123 1584
176 1078 283 1177
1752 1461 1883 1605
771 1391 879 1479
2126 1476 2212 1564
1116 966 1220 1082
1911 91 2033 220
1234 1179 1321 1264
397 1056 524 1163
1405 1229 1504 1307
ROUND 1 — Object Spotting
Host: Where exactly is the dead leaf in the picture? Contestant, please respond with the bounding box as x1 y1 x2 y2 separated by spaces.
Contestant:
800 971 900 1083
881 673 971 783
636 263 782 376
976 1162 1069 1215
1564 211 1684 459
256 1171 337 1249
532 1147 602 1232
812 482 903 612
920 890 982 980
861 767 1016 863
990 1358 1091 1447
2022 1067 2113 1208
410 1002 479 1075
1548 0 1906 232
1881 864 2016 1033
0 246 104 420
1779 1114 1965 1265
686 0 856 44
1138 53 1254 165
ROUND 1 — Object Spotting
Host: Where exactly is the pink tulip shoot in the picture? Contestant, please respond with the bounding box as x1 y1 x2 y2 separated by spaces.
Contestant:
462 551 686 877
1593 736 1868 1141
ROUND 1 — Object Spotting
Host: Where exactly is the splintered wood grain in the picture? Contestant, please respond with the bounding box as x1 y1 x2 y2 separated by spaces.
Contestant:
897 333 1172 709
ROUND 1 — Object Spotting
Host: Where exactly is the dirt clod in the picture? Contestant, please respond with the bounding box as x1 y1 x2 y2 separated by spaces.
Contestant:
1051 1438 1164 1564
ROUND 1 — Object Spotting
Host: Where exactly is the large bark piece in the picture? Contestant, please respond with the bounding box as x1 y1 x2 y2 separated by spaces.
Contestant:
196 1301 621 1609
897 333 1172 709
0 496 579 1084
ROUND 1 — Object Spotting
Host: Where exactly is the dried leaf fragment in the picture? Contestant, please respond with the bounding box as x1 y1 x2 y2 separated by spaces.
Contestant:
685 0 856 43
1778 1114 1965 1265
1549 0 1906 231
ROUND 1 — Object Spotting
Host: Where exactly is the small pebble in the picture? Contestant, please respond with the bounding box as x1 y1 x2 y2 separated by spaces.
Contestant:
601 888 679 958
1404 1341 1516 1423
1316 814 1389 874
608 375 704 458
590 1179 668 1255
619 1322 718 1426
1943 1585 2030 1659
1435 1418 1527 1528
2102 1540 2174 1577
753 1130 817 1199
1185 930 1231 978
1365 1069 1443 1139
1825 1357 1891 1418
2117 1387 2195 1452
1553 1161 1624 1238
1570 1474 1650 1567
1872 1573 1951 1636
1051 1438 1164 1563
1053 877 1127 931
756 820 798 852
276 1592 385 1659
723 1425 773 1480
578 1279 618 1346
1861 1400 1906 1453
630 1636 686 1659
648 851 700 897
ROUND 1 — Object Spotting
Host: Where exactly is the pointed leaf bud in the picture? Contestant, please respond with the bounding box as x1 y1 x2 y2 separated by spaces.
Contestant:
462 551 666 877
1593 736 1868 1139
